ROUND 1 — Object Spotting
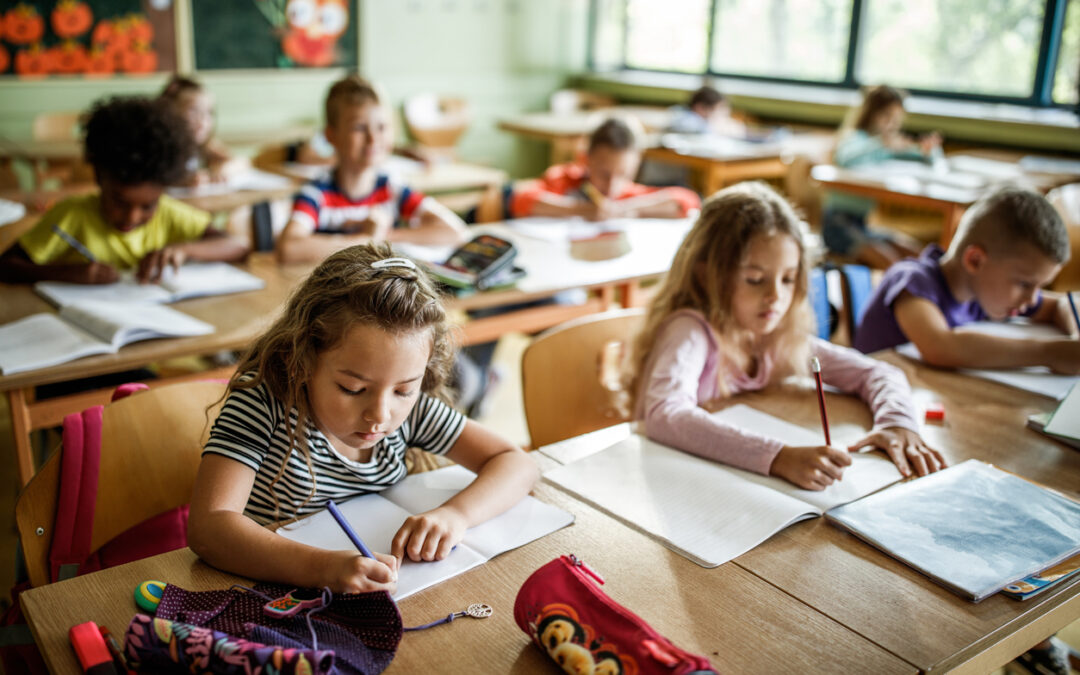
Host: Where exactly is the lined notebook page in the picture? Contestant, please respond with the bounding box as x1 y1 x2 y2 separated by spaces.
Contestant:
543 405 900 567
277 466 573 600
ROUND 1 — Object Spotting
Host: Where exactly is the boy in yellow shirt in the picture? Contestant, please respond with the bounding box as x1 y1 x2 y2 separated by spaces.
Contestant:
0 96 249 284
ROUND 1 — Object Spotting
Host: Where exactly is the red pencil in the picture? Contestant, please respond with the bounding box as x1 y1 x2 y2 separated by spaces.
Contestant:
811 356 831 445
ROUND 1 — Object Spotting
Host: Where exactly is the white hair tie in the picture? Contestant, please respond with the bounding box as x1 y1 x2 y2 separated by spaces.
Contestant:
371 257 417 270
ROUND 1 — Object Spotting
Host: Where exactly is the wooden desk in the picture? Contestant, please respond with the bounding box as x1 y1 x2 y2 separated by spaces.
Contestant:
813 154 1080 247
498 107 673 164
2 220 689 485
0 182 300 256
20 477 914 674
541 352 1080 673
643 131 834 196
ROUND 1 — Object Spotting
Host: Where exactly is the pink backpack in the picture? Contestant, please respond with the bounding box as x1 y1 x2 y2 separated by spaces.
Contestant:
1 383 191 674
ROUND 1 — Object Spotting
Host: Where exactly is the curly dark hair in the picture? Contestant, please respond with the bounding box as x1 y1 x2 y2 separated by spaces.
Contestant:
82 95 195 186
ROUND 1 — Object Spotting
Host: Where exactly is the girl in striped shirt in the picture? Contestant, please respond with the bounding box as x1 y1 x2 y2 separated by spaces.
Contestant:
189 243 538 594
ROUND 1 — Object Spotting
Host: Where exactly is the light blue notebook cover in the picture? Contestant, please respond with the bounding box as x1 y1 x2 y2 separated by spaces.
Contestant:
826 460 1080 601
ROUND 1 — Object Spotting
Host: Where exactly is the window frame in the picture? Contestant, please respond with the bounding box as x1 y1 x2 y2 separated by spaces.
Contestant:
589 0 1077 110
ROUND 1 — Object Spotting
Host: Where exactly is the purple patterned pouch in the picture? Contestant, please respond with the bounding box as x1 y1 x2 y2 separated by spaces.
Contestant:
124 582 403 675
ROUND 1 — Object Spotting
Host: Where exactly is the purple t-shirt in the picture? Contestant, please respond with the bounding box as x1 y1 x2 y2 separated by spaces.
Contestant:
855 244 1012 353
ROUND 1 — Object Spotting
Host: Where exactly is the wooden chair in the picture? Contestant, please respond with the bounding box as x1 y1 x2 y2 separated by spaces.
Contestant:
521 308 645 448
402 93 470 161
15 380 227 588
30 110 90 187
1049 183 1080 292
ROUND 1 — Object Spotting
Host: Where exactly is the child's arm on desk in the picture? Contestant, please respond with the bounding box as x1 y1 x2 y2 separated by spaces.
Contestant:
383 199 467 247
0 244 119 284
188 454 400 594
895 293 1080 373
607 188 698 219
136 228 250 283
391 421 537 562
275 217 373 264
1027 290 1080 338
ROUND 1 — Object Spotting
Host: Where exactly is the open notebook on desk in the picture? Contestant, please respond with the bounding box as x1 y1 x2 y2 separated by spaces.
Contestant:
826 460 1080 601
166 168 293 198
0 301 213 375
35 262 265 307
895 321 1078 400
277 465 574 600
543 405 902 568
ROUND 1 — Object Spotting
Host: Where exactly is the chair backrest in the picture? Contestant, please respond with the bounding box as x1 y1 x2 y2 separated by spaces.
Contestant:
402 93 470 150
1049 183 1080 292
838 264 874 342
31 111 81 142
809 267 831 340
521 308 645 448
15 380 226 588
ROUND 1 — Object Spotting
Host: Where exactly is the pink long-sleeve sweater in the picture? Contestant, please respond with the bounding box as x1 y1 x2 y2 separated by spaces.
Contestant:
633 309 920 475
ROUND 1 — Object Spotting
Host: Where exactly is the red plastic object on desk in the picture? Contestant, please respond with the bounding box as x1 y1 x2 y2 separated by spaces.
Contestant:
68 621 118 675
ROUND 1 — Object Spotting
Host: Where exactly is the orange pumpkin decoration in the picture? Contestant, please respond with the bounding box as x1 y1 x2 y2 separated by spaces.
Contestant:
0 45 9 73
107 19 133 51
91 19 114 44
51 0 92 39
50 41 89 74
84 47 113 76
3 4 45 45
121 45 157 74
127 14 153 44
15 45 50 77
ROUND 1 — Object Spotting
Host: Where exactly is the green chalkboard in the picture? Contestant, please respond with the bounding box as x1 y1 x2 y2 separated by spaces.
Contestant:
0 0 175 78
192 0 357 71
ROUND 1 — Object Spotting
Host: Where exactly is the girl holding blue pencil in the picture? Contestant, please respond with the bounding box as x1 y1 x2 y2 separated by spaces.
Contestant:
188 244 538 594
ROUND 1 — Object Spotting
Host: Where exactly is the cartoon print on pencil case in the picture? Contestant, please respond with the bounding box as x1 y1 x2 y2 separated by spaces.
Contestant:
528 603 638 675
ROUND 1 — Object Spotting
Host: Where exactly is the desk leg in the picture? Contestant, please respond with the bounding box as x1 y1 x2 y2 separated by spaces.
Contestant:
9 388 34 487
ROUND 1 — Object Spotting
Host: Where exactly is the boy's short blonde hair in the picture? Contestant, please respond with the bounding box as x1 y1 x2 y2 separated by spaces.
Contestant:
949 186 1069 263
325 74 382 127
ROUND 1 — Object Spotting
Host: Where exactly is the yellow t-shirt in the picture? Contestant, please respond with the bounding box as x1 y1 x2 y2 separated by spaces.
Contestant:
19 193 211 269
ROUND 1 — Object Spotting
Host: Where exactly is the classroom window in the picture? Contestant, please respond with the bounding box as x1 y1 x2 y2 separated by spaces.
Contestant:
592 0 627 71
710 0 853 82
1053 0 1080 104
857 0 1044 98
624 0 711 73
591 0 1078 108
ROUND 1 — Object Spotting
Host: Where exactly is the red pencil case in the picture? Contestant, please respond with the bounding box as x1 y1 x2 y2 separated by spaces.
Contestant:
514 554 717 675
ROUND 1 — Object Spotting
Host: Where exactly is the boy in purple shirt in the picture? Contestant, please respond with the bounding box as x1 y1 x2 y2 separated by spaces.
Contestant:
854 187 1080 374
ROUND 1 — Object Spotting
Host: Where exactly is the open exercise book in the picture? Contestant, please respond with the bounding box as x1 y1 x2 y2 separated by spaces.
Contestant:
896 321 1078 400
0 301 213 375
35 263 265 308
543 405 903 568
277 465 574 601
826 460 1080 601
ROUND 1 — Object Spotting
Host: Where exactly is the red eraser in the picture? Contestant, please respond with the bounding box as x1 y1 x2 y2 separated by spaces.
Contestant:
69 621 118 675
925 402 945 421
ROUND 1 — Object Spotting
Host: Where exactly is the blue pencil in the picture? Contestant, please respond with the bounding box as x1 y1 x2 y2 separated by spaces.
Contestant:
51 225 97 263
1068 292 1080 336
325 500 375 558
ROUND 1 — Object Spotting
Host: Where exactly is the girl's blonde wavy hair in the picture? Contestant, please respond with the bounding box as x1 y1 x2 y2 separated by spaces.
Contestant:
628 182 817 409
221 242 454 520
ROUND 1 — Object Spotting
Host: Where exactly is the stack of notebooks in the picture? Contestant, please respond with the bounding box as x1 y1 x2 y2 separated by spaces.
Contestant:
0 263 264 375
542 405 1080 602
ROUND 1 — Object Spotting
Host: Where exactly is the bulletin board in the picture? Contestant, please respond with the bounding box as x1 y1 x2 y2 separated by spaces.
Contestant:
191 0 358 71
0 0 176 78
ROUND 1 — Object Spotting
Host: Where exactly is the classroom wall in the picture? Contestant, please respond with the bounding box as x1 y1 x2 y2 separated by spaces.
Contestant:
0 0 590 178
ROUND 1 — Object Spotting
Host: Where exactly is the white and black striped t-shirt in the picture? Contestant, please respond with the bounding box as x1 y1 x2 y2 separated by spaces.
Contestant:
203 380 465 525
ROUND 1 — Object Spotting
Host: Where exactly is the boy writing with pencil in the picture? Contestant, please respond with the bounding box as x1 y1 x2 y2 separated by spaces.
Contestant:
275 75 467 264
0 96 249 285
854 186 1080 373
509 118 700 220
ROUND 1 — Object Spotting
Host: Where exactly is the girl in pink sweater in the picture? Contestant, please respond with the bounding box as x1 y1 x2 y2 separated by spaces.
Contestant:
631 182 944 490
